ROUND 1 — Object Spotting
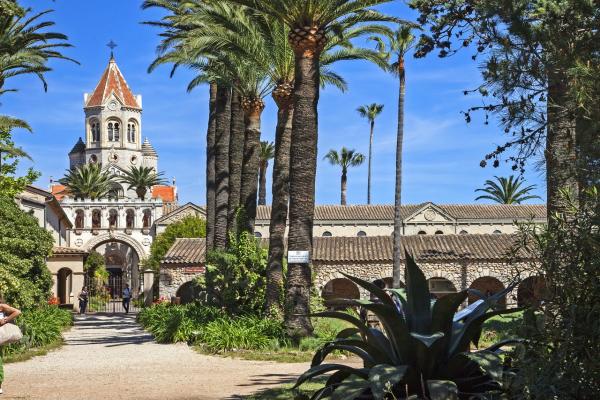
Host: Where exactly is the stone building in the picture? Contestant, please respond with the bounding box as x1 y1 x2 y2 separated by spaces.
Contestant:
48 54 177 298
15 186 87 308
158 232 544 307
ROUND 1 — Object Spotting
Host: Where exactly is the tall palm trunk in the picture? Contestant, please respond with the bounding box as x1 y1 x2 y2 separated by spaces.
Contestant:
367 120 374 204
206 82 218 250
265 83 294 316
258 162 268 205
239 98 265 233
285 32 324 338
213 84 232 250
228 90 245 234
392 58 406 289
546 70 579 225
340 168 348 205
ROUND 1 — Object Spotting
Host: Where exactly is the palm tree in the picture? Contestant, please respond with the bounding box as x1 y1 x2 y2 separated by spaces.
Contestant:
0 143 31 172
324 148 365 206
59 163 116 200
476 176 541 204
372 25 416 289
258 140 274 206
0 7 77 96
357 103 384 204
228 0 398 337
118 166 167 200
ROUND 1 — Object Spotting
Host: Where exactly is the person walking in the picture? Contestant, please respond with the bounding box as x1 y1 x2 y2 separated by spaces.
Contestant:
122 284 132 314
78 287 89 315
0 299 22 395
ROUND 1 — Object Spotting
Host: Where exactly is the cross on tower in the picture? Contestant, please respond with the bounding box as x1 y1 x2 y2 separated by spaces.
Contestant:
107 40 117 58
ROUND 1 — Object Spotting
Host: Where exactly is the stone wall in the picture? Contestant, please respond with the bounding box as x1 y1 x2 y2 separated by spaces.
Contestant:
159 264 205 300
313 259 538 307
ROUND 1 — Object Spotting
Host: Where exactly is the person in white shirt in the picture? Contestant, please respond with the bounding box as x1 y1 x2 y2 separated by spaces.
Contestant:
0 297 22 395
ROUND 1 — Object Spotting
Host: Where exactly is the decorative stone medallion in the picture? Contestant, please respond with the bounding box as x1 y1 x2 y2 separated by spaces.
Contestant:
75 238 83 247
424 209 436 221
142 238 151 246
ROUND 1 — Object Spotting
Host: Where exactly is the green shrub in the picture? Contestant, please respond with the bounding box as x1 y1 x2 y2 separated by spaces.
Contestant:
198 316 285 352
3 306 72 357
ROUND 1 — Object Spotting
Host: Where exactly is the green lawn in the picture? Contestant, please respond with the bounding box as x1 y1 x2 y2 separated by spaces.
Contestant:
242 378 326 400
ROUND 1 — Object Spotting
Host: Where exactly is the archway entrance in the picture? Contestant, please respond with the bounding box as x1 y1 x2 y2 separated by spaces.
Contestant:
469 276 506 308
84 238 143 313
427 277 457 299
322 278 360 310
176 281 204 305
57 268 73 305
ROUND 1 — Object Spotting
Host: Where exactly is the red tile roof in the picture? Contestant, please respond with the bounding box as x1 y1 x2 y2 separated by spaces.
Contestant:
162 238 206 265
86 57 140 109
50 184 68 201
152 185 176 202
52 246 88 256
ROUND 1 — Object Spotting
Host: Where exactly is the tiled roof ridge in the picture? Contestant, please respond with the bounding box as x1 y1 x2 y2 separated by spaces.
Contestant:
85 57 140 109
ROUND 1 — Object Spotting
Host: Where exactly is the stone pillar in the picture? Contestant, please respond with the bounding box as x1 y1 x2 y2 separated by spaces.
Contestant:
71 272 85 312
143 269 155 307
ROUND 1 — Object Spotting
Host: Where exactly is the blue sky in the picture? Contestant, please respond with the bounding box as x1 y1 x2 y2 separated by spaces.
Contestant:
6 0 545 205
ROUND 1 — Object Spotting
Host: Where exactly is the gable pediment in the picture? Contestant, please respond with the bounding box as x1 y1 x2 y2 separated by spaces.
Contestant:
404 203 455 224
155 202 206 225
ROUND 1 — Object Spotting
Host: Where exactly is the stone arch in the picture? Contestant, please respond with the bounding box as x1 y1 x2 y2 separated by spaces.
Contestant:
176 281 204 304
322 278 360 309
517 276 547 307
427 277 457 299
468 276 506 308
57 267 73 305
84 233 147 259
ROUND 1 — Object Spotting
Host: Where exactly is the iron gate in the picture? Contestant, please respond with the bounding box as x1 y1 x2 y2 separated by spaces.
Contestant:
84 275 142 314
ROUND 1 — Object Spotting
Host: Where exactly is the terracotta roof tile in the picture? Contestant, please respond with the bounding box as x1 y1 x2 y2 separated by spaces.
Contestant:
255 204 546 222
162 238 206 265
50 184 68 201
52 246 87 255
152 185 176 202
311 234 534 262
86 58 140 109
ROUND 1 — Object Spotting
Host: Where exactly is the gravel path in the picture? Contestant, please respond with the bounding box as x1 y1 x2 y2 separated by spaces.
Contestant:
3 314 310 400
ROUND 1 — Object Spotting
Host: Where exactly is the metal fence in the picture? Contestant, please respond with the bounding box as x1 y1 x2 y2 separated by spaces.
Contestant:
84 275 141 314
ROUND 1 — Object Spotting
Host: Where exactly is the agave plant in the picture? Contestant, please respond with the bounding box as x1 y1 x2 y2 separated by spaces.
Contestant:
295 253 521 400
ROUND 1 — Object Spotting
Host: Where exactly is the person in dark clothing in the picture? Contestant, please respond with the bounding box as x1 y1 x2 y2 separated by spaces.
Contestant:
122 283 132 314
78 287 88 315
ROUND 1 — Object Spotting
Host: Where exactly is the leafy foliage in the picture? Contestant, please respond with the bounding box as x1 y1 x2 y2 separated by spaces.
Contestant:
118 165 167 200
324 147 365 172
513 188 600 399
296 254 521 399
0 116 38 197
84 250 108 281
58 163 116 200
146 215 206 272
3 306 72 358
0 196 53 309
203 231 267 314
475 176 541 204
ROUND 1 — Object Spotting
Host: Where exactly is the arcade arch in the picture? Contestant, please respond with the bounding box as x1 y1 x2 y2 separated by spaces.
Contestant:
322 278 360 309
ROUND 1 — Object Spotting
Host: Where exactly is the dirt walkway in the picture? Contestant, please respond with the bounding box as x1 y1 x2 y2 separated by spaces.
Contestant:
3 314 310 400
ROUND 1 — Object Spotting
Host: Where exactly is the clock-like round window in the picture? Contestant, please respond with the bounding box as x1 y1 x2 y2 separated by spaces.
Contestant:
108 153 119 163
89 154 98 163
130 155 138 165
108 100 118 111
424 209 436 221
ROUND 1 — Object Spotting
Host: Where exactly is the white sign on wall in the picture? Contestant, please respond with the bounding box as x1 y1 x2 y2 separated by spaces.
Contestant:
287 250 310 264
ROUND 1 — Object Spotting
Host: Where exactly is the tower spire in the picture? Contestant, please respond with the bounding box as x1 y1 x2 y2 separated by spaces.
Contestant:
107 40 117 60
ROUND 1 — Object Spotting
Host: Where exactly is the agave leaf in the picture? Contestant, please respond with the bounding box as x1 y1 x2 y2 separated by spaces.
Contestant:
368 327 399 365
450 308 522 355
352 301 411 364
368 364 408 400
341 273 396 309
466 351 503 382
387 288 408 311
309 386 333 400
431 291 468 342
484 338 524 353
331 376 370 400
411 332 445 378
312 311 396 362
312 342 377 368
427 380 459 400
404 251 432 334
336 327 360 340
443 353 502 395
294 364 368 389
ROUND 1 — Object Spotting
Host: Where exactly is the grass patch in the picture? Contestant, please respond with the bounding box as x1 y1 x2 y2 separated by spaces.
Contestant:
242 377 326 400
479 310 523 348
3 337 65 363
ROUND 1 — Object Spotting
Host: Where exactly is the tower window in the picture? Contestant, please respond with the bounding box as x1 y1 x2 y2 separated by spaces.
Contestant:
357 231 367 237
127 123 136 143
91 121 100 142
108 122 120 142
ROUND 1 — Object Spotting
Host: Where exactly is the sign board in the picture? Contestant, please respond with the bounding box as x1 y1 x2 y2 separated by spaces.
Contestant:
287 250 310 264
